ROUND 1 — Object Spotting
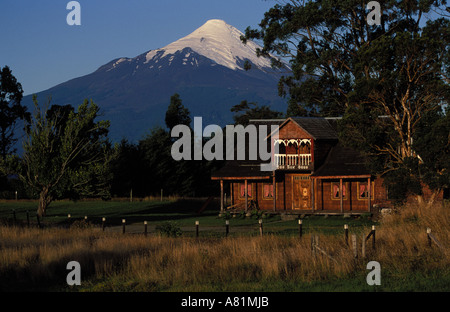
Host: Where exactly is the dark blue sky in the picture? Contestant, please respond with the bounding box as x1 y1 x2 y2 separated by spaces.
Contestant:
0 0 276 95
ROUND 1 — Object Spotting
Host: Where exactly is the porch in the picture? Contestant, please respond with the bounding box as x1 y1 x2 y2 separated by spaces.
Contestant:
274 153 312 170
273 138 313 170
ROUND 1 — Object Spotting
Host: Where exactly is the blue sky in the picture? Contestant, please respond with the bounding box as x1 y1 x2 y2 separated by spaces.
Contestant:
0 0 277 96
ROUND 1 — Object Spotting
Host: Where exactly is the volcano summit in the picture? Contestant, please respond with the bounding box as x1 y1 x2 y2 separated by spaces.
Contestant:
23 19 289 142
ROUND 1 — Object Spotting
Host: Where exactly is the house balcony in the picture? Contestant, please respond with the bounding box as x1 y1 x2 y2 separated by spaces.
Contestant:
274 153 312 170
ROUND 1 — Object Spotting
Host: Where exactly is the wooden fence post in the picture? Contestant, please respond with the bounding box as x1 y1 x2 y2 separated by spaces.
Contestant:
372 226 376 250
361 235 366 259
344 224 349 245
311 235 316 257
426 228 444 250
365 226 376 250
352 234 357 259
36 214 41 229
225 220 229 237
427 228 432 247
298 219 303 238
259 219 263 236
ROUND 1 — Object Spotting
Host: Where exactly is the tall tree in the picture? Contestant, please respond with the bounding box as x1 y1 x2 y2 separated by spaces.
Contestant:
0 66 29 159
21 96 112 217
110 139 142 197
231 100 283 125
243 0 450 205
165 93 192 131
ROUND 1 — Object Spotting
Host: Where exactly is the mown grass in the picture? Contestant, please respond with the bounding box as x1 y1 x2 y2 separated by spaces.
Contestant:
0 198 374 236
0 200 448 292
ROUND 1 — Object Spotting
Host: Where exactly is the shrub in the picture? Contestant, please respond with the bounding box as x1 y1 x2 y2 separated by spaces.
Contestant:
155 221 182 237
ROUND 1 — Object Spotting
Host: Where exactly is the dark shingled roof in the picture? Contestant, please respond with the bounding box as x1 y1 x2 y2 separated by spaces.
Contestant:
311 142 371 177
211 117 369 179
289 117 338 140
211 160 272 180
249 117 338 140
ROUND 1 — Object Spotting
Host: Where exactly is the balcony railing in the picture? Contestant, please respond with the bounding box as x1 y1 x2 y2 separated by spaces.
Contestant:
274 154 312 170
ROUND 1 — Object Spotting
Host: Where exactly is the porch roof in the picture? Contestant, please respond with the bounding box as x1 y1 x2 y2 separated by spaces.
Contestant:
311 142 371 179
211 160 272 180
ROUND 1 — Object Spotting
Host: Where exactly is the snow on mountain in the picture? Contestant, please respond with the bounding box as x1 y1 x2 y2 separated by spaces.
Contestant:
22 19 289 144
144 19 273 71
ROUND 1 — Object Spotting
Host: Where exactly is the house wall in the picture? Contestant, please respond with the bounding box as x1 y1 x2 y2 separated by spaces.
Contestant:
229 176 393 212
317 178 389 211
278 122 312 140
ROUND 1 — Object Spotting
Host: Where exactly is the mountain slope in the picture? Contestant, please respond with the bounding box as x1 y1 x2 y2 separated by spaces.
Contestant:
22 19 289 142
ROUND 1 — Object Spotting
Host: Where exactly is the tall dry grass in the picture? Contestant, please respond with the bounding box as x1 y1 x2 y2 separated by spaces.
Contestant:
0 203 448 291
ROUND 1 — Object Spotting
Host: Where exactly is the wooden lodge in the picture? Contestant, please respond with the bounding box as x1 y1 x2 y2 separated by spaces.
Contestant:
211 117 443 215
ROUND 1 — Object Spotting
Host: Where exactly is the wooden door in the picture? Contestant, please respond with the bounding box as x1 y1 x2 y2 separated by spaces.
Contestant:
292 175 311 210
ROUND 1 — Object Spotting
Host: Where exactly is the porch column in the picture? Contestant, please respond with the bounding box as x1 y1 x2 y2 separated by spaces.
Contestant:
368 177 371 212
230 182 234 206
311 177 315 212
220 180 224 212
273 172 276 212
245 179 248 213
340 178 344 213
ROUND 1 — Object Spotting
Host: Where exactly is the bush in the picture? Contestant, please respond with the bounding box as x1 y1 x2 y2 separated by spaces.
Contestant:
155 221 182 237
70 219 92 229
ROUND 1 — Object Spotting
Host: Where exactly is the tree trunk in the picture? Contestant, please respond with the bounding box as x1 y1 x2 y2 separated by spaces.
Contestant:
416 189 440 209
38 187 52 218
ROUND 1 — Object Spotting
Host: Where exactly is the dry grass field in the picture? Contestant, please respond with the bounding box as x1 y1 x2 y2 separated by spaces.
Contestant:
0 203 448 292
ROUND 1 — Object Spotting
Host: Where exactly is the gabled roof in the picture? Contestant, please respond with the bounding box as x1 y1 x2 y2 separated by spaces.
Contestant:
264 117 338 140
311 142 371 178
211 160 272 180
290 117 338 140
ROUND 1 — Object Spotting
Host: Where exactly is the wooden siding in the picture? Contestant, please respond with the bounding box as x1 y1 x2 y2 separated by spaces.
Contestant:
278 121 313 140
228 176 393 212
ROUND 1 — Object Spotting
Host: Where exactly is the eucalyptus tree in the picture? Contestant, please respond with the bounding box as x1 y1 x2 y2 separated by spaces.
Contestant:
242 0 449 205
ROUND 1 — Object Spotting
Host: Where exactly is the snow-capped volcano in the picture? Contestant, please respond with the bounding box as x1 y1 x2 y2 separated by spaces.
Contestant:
23 19 289 143
144 19 273 71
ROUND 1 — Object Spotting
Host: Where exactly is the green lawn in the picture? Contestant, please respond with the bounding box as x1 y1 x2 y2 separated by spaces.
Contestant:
0 198 376 237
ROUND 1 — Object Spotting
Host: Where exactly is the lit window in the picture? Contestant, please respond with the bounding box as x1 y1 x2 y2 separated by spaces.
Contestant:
263 184 274 198
358 182 374 200
240 183 252 197
331 182 347 199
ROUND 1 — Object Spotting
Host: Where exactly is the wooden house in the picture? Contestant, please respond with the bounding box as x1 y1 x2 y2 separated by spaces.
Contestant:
211 117 443 215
